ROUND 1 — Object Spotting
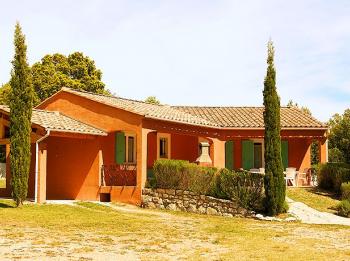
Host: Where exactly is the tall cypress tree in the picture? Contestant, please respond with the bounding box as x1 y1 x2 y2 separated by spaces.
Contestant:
263 40 285 215
9 23 34 206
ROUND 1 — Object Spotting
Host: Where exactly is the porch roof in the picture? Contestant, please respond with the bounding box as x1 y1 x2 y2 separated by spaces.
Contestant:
0 105 107 136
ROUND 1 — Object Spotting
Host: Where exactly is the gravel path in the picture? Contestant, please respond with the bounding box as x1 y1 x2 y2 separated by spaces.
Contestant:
287 197 350 226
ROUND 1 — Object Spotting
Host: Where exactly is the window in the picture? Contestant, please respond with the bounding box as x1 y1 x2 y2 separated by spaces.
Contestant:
253 143 263 168
157 133 171 159
125 134 136 163
0 145 6 188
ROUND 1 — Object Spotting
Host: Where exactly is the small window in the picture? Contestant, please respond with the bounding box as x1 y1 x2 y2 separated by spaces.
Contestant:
159 138 168 158
157 133 171 159
253 143 263 169
127 136 135 163
124 134 136 163
0 145 6 188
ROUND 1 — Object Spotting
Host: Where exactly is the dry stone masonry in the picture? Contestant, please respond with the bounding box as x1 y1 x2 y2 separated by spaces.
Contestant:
142 188 253 217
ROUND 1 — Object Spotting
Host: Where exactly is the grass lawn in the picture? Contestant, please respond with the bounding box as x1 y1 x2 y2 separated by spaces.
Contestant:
287 187 340 214
0 178 5 188
0 200 349 260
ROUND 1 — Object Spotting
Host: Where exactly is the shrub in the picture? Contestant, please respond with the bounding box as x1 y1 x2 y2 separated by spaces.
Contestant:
213 168 265 210
152 159 264 211
152 159 217 195
340 182 350 200
317 163 350 193
336 200 350 217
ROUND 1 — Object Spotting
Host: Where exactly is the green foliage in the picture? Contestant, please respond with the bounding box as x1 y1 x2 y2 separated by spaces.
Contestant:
328 147 345 163
31 52 108 104
9 23 34 206
0 84 11 104
328 110 350 163
317 163 350 193
336 200 350 217
340 182 350 200
152 159 265 211
213 168 265 210
263 40 285 216
152 159 217 195
145 96 160 105
0 52 109 105
311 141 320 165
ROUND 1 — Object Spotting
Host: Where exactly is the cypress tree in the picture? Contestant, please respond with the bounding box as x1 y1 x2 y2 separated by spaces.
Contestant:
263 40 285 215
9 23 34 206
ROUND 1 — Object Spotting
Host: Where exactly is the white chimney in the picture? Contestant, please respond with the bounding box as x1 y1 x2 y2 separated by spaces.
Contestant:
196 142 212 166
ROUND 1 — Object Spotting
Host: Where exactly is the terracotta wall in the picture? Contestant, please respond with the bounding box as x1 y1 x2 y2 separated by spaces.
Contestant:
46 136 101 200
147 132 199 169
171 134 198 162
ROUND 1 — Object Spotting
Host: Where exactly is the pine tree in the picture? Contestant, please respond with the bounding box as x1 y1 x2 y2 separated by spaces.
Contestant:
263 40 285 215
9 23 34 206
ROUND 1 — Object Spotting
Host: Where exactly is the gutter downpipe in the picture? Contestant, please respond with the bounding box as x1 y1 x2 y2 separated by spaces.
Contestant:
34 130 50 203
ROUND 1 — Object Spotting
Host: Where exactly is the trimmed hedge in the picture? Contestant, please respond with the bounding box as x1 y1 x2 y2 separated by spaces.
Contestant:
152 159 217 195
213 168 264 210
317 163 350 193
150 159 265 211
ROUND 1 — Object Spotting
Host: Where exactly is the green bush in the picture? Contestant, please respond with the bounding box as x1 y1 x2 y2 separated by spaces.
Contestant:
152 159 265 211
212 168 264 210
317 163 350 193
152 159 217 195
340 182 350 200
336 200 350 217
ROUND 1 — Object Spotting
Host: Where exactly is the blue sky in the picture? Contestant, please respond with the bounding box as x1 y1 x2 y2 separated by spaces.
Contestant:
1 1 350 121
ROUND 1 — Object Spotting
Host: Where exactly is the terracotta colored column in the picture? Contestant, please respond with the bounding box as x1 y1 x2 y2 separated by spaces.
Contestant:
299 139 311 171
37 143 47 203
211 138 225 169
319 139 328 163
140 128 153 188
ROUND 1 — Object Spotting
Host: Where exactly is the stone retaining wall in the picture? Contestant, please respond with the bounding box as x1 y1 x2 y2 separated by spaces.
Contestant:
142 188 253 217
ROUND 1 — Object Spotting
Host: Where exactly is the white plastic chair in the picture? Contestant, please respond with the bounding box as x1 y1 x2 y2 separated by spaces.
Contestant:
285 169 296 186
259 168 265 174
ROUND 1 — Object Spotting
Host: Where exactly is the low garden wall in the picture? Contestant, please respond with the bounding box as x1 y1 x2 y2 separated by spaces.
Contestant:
142 188 253 217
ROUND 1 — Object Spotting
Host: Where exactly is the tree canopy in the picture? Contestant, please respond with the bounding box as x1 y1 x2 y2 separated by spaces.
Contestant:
145 96 160 105
328 109 350 163
0 52 108 105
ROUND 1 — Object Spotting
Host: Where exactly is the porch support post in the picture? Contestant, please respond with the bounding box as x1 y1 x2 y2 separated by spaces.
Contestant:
139 128 153 189
37 143 47 203
211 138 225 169
319 138 328 163
300 139 312 171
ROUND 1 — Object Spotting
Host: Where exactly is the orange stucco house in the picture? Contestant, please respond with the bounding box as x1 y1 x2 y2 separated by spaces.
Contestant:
0 88 328 204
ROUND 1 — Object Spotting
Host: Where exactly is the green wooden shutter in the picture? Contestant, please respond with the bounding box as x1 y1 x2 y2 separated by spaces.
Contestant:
242 140 254 170
281 140 289 170
115 132 125 164
225 140 234 170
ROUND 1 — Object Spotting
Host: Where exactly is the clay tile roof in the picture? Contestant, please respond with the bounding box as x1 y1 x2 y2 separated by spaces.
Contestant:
0 105 107 136
61 87 218 127
173 106 327 129
59 88 327 129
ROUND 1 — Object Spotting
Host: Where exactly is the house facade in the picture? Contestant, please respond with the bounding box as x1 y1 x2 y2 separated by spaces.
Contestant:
0 88 328 204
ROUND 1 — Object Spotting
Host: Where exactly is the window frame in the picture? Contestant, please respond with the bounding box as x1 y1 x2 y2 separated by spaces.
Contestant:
157 133 171 159
124 132 136 164
251 138 265 168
